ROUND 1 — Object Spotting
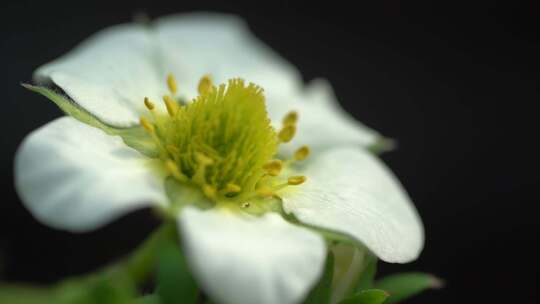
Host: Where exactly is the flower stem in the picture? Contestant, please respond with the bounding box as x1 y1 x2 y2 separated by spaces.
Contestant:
123 220 178 285
0 222 178 302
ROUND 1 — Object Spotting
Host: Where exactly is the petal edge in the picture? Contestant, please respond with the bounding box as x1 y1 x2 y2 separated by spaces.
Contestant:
15 117 166 232
177 207 326 304
282 148 424 263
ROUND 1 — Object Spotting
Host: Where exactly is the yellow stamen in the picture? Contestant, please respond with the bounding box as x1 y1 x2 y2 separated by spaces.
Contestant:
256 186 274 197
167 73 178 94
144 97 155 110
203 184 217 199
163 95 178 117
283 111 298 125
140 117 154 133
137 76 310 206
294 145 310 161
193 152 213 186
278 125 296 143
195 152 214 166
165 159 185 181
198 75 213 95
263 160 283 176
224 183 242 195
287 175 307 185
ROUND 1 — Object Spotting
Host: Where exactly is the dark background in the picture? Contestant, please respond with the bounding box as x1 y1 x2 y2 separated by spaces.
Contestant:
0 1 538 303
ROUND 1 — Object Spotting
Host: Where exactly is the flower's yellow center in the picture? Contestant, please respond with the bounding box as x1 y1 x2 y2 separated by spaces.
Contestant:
140 74 309 208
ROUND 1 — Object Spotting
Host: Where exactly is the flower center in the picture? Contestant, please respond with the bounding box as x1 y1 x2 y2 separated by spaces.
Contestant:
140 74 309 208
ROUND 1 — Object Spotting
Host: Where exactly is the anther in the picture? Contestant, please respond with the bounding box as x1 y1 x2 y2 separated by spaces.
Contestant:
287 175 307 185
195 152 214 166
263 160 283 176
198 75 213 95
256 186 274 197
163 95 178 117
241 202 250 208
278 125 296 143
202 184 217 199
283 111 298 125
224 183 242 195
144 97 155 110
140 117 154 133
294 145 310 161
165 159 185 181
167 73 178 94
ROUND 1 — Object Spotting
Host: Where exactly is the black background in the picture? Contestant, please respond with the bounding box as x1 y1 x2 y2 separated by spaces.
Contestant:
0 1 538 303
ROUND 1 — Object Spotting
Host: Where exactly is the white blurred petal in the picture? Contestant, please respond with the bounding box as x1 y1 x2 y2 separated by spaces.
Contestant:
15 117 166 232
178 207 326 304
282 147 424 263
34 24 167 127
155 13 303 100
267 79 381 155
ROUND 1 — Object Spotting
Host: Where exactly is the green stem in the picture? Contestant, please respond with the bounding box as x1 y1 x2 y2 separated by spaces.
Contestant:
0 222 177 303
85 220 177 285
122 220 177 285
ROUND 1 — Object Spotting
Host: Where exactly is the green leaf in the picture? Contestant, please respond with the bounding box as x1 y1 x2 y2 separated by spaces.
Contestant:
355 254 377 292
1 223 177 304
374 272 443 304
303 251 334 304
1 271 135 304
338 289 389 304
133 294 162 304
0 284 54 304
156 242 198 304
81 275 135 304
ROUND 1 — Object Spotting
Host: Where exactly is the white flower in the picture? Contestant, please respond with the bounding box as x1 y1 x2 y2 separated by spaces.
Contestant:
14 13 423 304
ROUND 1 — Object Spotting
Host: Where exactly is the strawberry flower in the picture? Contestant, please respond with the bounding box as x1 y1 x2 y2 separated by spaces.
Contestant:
14 13 423 304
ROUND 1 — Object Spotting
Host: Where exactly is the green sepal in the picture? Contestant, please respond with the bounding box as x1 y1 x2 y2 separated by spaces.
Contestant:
303 251 334 304
367 137 397 155
338 289 389 304
291 218 368 249
355 253 377 292
22 84 116 133
155 241 198 304
22 84 159 157
374 272 442 304
115 126 159 158
330 244 366 301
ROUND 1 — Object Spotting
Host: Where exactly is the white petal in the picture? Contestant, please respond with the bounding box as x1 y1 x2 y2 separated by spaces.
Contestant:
282 148 424 263
177 207 326 304
14 117 166 232
155 13 302 100
34 24 167 127
267 79 381 155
